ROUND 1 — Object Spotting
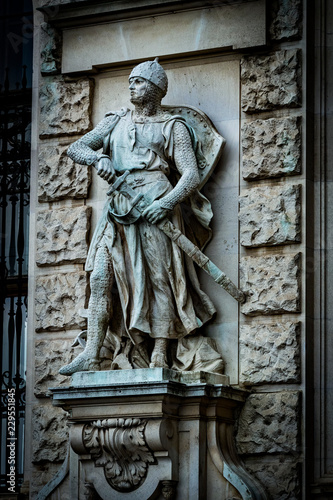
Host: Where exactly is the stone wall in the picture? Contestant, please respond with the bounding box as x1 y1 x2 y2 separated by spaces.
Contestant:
235 1 304 498
25 0 306 498
25 16 93 496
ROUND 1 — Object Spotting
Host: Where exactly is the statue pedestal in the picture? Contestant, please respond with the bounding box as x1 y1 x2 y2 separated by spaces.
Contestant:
51 369 266 500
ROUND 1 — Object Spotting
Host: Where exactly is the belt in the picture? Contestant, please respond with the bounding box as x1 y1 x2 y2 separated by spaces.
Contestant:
125 170 168 188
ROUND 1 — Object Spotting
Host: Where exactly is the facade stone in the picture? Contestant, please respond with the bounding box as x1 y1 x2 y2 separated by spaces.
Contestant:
35 271 87 332
240 253 301 316
32 404 68 463
236 391 300 455
31 464 70 500
38 142 91 201
35 339 77 397
239 321 300 385
36 205 91 266
243 457 301 500
242 116 301 180
241 49 301 113
38 0 84 5
239 184 301 247
40 22 62 75
269 0 303 42
39 76 93 137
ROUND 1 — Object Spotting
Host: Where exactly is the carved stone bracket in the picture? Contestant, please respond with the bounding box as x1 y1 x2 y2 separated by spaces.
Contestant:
82 418 155 492
50 369 268 500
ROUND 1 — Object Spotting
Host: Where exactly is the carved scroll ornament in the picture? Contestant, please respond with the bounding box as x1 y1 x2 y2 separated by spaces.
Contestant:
83 418 155 492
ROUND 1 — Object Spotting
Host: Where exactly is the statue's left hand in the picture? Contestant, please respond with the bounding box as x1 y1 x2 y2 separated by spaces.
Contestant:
142 200 170 224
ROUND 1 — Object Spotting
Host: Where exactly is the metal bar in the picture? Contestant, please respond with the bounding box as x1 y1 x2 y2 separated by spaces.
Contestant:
0 62 31 491
9 193 17 275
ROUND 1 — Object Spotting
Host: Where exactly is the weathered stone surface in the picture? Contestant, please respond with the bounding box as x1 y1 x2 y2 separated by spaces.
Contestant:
241 49 301 113
35 339 77 396
40 22 62 75
236 391 300 454
36 205 91 266
242 116 301 180
240 253 301 316
32 404 68 463
35 272 87 332
243 457 301 500
31 464 70 500
39 77 93 138
38 0 85 6
38 143 91 201
239 184 301 247
239 321 300 385
269 0 303 42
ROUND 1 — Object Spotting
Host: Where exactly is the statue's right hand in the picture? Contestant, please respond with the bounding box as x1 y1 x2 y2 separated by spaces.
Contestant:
96 157 115 183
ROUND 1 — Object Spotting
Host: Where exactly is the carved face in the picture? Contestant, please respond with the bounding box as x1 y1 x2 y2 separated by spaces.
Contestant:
129 76 163 106
129 77 148 104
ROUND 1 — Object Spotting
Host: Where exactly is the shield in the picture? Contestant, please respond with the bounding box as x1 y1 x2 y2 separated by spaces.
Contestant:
162 104 226 189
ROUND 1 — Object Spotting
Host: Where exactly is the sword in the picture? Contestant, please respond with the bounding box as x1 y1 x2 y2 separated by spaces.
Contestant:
107 171 246 304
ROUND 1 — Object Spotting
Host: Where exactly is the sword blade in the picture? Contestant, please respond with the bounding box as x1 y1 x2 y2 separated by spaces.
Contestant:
108 175 246 304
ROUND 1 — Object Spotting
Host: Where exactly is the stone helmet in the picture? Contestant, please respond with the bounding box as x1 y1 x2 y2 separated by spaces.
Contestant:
129 57 168 97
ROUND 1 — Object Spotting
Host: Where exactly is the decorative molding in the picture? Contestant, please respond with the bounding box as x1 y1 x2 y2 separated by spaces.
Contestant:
83 418 155 492
58 1 266 74
49 372 267 499
207 421 268 500
35 444 69 500
312 0 333 493
161 480 178 500
37 0 264 29
84 482 103 500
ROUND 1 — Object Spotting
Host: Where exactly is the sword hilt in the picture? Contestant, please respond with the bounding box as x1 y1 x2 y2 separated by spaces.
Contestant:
107 171 130 196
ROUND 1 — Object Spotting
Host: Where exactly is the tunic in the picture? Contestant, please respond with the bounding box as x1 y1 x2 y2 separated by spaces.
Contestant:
86 110 216 345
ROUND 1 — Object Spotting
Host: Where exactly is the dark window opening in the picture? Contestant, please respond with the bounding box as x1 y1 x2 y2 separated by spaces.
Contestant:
0 0 32 493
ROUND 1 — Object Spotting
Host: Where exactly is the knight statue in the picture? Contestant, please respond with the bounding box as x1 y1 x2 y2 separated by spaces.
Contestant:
59 58 237 376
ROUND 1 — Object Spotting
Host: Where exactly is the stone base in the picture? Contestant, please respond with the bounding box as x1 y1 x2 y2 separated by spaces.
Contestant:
41 369 267 500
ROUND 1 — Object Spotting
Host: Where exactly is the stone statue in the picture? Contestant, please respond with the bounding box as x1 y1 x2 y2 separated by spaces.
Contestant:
59 58 235 376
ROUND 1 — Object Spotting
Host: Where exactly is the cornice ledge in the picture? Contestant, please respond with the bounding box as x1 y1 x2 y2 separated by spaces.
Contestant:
37 0 259 28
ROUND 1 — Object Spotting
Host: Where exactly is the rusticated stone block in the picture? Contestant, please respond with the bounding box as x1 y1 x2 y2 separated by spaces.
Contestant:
40 22 62 75
240 253 301 316
241 49 301 113
35 272 87 332
242 116 301 180
269 0 302 42
31 464 70 500
35 339 77 396
236 391 300 454
39 77 93 138
240 321 300 385
38 143 91 201
239 184 301 247
32 404 68 463
36 205 91 266
243 457 301 500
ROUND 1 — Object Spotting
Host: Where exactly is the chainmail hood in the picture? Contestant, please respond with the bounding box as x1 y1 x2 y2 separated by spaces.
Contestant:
129 57 168 96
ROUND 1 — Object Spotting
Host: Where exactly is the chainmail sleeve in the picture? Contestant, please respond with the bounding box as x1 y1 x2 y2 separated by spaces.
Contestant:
67 115 119 166
159 121 200 210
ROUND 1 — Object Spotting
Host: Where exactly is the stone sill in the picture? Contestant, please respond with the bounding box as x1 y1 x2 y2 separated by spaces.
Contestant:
51 368 248 416
71 367 230 386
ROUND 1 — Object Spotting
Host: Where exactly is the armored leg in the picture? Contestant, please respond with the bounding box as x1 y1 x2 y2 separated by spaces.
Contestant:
59 244 113 376
150 338 169 368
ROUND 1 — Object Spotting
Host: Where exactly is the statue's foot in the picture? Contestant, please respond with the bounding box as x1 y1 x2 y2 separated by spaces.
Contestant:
59 352 100 376
150 338 168 369
149 354 168 369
